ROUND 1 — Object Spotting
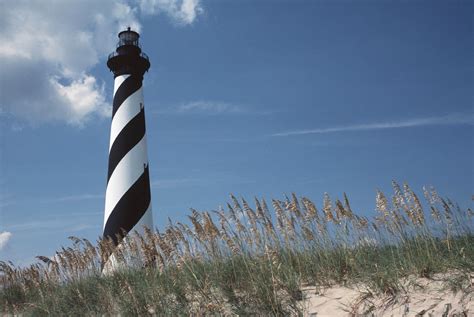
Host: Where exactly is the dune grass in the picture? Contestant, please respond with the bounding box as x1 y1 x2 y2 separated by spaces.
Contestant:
1 182 473 315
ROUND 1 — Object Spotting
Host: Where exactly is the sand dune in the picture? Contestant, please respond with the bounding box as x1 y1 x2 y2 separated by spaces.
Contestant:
300 276 473 316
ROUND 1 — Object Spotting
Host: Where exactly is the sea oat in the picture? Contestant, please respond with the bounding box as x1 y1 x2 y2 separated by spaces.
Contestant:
323 192 335 222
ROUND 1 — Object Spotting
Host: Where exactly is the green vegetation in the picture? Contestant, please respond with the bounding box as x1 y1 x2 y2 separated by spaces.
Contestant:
1 182 473 315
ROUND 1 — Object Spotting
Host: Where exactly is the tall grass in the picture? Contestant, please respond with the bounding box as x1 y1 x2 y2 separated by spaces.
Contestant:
1 182 473 315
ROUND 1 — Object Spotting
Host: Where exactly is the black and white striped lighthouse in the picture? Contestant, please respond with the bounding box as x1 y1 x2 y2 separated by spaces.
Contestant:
103 28 153 270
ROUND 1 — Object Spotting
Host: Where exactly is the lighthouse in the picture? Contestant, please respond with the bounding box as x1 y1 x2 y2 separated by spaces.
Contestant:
103 28 153 270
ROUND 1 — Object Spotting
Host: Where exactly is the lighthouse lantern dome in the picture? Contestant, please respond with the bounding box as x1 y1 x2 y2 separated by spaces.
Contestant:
117 27 140 48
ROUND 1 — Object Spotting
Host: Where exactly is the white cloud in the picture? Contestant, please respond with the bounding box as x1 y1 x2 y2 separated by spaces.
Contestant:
154 100 276 116
0 0 203 126
137 0 203 25
52 75 108 126
6 211 102 232
177 101 243 114
0 0 135 125
272 112 474 137
42 193 104 204
0 232 12 251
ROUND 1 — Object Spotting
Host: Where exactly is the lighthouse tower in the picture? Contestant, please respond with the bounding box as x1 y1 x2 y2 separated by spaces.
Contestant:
103 28 153 269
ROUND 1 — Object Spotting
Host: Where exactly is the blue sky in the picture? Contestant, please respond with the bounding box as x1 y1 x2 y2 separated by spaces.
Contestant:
0 0 472 265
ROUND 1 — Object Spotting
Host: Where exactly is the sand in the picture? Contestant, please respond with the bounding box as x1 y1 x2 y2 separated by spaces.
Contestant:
300 275 473 316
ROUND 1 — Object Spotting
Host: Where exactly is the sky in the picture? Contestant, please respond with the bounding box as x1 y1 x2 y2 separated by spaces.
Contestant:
0 0 472 265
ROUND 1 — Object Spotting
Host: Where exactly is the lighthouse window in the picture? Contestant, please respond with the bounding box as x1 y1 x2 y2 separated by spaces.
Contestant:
118 31 139 47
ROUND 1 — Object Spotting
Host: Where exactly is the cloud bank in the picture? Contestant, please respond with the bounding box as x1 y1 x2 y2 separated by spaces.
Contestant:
0 0 203 126
0 231 12 251
272 112 474 137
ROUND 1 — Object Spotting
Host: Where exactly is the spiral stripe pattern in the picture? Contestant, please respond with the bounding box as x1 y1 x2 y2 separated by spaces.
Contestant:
103 73 153 267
